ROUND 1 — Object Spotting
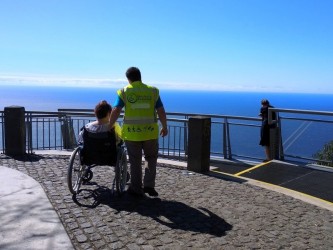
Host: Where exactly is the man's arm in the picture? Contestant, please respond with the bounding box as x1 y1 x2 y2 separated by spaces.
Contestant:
156 106 168 137
109 107 122 128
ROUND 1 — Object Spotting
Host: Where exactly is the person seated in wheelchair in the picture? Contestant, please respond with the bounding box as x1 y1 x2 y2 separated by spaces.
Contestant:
78 100 122 166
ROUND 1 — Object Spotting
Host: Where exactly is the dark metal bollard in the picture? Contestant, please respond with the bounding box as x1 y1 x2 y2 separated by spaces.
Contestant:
61 117 77 150
187 116 211 173
4 106 26 156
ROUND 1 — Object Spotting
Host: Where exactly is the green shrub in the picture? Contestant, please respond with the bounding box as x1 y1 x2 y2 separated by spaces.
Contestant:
313 141 333 167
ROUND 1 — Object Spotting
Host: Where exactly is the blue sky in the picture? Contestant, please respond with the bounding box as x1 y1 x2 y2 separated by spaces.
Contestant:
1 0 333 93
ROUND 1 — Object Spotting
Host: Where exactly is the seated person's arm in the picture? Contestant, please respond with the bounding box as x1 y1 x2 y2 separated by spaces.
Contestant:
77 129 84 144
110 107 122 128
109 95 124 128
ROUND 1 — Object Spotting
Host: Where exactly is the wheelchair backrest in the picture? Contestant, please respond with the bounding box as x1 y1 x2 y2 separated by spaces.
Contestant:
81 128 117 166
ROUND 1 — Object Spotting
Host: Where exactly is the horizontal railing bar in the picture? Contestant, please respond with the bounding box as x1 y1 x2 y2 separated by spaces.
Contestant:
26 115 64 118
280 116 333 123
58 108 94 112
225 122 260 127
167 111 260 120
271 108 333 116
167 118 188 123
27 108 333 119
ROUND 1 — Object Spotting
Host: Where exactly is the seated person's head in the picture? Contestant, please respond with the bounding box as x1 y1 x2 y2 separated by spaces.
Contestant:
95 100 112 120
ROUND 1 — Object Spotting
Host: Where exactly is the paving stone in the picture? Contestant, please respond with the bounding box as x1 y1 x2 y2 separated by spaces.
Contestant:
135 237 146 245
110 241 124 249
68 222 79 230
127 243 141 250
81 222 92 228
89 232 102 241
141 245 155 250
106 234 119 243
75 234 88 243
92 240 106 249
83 227 95 234
159 235 173 244
1 154 333 250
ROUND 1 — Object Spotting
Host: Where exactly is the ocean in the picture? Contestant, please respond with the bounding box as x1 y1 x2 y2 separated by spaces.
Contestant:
1 85 333 161
1 85 333 115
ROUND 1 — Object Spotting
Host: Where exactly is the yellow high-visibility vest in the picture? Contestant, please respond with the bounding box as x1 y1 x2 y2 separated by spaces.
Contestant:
118 81 159 141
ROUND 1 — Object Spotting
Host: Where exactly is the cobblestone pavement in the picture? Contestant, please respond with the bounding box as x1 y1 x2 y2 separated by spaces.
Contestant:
1 154 333 250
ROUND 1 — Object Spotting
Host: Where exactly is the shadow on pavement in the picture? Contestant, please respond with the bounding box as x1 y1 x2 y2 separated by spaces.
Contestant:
4 153 45 162
72 185 233 237
72 185 111 208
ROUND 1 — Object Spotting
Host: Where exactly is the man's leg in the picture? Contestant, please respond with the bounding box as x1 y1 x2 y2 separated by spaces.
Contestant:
125 140 143 194
143 139 158 196
265 146 271 161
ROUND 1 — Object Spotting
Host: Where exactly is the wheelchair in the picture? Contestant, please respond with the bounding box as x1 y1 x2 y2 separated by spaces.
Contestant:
67 127 130 195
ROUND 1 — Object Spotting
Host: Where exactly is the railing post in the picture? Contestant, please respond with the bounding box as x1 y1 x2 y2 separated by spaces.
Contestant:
26 112 33 154
187 116 211 173
184 118 188 157
184 122 188 158
61 116 77 150
223 121 227 158
223 117 232 159
4 106 26 156
225 118 232 159
269 127 279 160
277 117 284 160
268 109 280 160
1 112 4 154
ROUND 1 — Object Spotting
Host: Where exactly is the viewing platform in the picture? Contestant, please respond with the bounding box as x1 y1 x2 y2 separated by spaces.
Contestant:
1 151 333 249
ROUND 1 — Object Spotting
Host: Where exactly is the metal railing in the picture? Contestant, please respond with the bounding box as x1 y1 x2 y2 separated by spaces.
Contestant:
1 108 333 166
22 109 265 161
269 108 333 164
25 110 95 154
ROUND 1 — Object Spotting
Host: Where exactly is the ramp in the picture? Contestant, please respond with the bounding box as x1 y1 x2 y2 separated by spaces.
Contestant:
235 161 333 203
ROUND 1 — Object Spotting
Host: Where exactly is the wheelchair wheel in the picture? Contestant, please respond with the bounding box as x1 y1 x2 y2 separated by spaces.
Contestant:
67 146 84 194
115 147 129 195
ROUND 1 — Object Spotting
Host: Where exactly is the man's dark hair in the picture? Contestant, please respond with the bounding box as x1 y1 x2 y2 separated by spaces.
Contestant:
261 99 270 105
126 67 141 82
94 100 112 119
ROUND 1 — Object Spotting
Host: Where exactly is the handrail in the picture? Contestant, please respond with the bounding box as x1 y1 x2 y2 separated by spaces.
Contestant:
271 108 333 116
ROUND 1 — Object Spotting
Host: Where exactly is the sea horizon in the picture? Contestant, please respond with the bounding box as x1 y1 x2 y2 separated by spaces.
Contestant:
1 85 333 115
1 84 333 162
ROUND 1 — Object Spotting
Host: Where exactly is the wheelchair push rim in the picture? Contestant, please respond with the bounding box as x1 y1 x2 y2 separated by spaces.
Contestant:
115 148 129 195
67 146 84 194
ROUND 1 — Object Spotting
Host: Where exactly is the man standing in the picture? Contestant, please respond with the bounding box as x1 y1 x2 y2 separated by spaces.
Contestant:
110 67 168 197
